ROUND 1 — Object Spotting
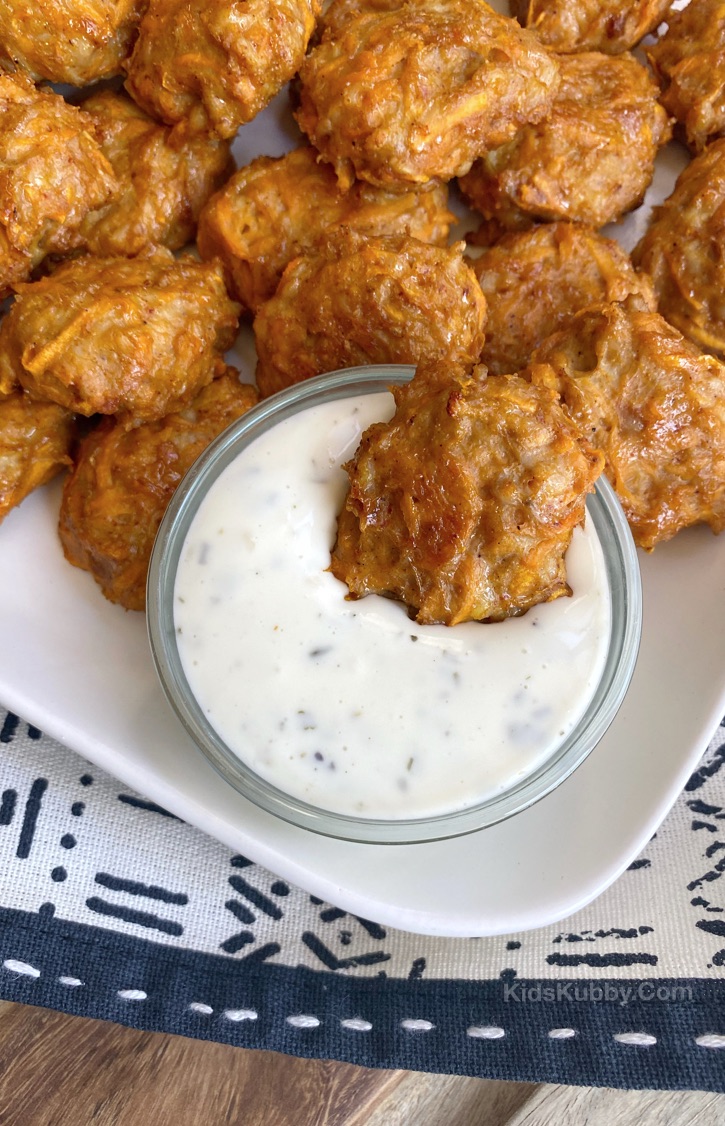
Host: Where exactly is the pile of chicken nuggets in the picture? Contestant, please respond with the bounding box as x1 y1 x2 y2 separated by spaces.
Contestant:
1 0 724 625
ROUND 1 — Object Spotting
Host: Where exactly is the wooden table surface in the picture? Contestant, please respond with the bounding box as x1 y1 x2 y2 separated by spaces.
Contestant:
0 1001 723 1124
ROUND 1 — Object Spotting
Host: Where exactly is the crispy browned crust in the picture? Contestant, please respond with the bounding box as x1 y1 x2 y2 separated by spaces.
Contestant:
296 0 561 189
473 222 655 375
0 247 240 420
59 370 258 611
316 0 402 41
0 0 145 85
528 299 725 550
458 51 671 230
510 0 673 55
0 392 76 522
125 0 322 137
79 91 233 257
646 0 725 153
253 232 487 398
330 364 603 626
197 146 454 314
0 74 118 298
633 140 725 359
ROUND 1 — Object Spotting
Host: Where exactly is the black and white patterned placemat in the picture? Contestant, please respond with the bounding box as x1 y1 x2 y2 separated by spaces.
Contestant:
1 706 725 1091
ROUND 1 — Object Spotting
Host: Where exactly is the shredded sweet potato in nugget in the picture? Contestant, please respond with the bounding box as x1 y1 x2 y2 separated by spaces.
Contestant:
59 370 258 611
331 364 603 626
529 299 725 550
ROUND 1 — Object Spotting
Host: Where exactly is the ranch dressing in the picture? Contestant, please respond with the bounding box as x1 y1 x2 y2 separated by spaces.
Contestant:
174 393 611 820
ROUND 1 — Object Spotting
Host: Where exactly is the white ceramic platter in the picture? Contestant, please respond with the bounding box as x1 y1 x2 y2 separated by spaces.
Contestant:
2 8 724 937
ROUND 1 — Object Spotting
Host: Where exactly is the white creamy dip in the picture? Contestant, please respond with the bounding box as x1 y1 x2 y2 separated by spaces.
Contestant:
174 393 611 820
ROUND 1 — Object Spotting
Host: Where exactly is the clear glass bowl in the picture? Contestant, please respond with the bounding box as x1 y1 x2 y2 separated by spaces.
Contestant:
147 365 642 844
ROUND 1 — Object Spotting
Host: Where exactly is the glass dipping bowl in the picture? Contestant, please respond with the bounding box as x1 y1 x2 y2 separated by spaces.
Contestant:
147 365 642 844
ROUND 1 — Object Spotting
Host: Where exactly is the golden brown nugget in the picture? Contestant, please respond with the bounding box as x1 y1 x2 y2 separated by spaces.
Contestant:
330 364 603 626
79 91 233 257
0 392 76 522
510 0 672 55
473 222 655 375
0 75 117 298
197 146 455 313
633 140 725 359
296 0 560 189
0 247 240 420
125 0 321 138
0 0 145 86
529 300 725 550
59 370 258 611
253 233 487 398
458 52 670 231
647 0 725 152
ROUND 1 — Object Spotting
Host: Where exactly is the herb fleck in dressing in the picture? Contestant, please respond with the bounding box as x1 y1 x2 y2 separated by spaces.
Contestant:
174 394 611 819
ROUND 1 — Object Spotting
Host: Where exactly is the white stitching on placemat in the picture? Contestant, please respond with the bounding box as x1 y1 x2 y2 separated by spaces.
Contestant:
467 1025 505 1039
695 1034 725 1049
286 1014 321 1029
2 958 724 1054
223 1008 258 1022
188 1002 213 1015
3 959 40 977
613 1032 657 1046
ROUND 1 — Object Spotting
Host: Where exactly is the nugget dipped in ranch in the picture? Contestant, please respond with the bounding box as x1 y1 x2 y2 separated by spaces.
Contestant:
330 363 604 626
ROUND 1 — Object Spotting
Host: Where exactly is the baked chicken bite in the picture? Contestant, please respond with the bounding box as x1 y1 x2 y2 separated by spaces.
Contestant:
253 232 487 398
330 364 603 626
633 140 725 359
296 0 561 189
528 299 725 550
0 248 240 420
197 146 454 313
59 369 258 611
79 91 233 257
125 0 321 138
0 75 117 298
0 0 145 86
647 0 725 153
458 51 670 231
473 222 655 375
510 0 673 55
0 391 76 522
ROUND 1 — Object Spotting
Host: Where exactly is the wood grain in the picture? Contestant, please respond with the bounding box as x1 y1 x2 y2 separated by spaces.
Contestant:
0 1003 404 1126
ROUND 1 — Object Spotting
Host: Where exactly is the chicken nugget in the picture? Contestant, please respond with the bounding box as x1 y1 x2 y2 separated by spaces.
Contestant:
253 232 487 398
125 0 321 138
0 0 145 86
296 0 560 189
0 75 117 298
647 0 725 153
79 91 233 257
474 222 655 375
0 247 240 420
633 140 725 359
459 52 670 231
197 146 455 313
510 0 672 55
59 369 258 610
330 364 603 626
528 299 725 550
0 391 75 522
